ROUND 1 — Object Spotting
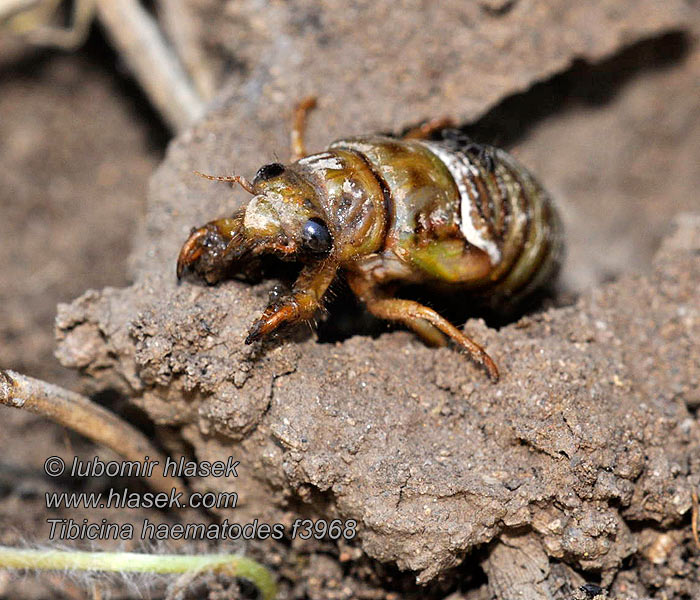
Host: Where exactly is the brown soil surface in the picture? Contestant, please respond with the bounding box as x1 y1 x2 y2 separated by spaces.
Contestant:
0 39 162 599
2 2 700 599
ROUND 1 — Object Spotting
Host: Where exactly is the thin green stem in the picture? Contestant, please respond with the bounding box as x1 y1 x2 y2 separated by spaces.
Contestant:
0 547 276 600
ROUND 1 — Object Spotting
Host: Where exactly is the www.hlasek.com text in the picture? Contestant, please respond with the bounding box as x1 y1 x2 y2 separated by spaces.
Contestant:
46 487 238 511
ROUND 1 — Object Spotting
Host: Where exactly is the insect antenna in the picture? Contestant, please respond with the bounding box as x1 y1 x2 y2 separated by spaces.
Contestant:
193 170 256 194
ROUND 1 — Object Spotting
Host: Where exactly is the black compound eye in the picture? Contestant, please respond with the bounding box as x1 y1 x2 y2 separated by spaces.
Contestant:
301 218 332 255
254 162 285 183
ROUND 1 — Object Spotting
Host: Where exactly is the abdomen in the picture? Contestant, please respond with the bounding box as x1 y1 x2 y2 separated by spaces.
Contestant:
331 135 564 308
419 138 564 306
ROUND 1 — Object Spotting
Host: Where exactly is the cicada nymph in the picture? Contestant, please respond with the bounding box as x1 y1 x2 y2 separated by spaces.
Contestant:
177 99 563 382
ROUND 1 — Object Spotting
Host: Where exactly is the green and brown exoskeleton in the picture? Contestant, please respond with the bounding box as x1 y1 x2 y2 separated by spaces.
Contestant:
177 99 563 381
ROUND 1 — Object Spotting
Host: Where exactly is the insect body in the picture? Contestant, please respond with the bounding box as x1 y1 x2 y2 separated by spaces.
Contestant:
177 99 563 381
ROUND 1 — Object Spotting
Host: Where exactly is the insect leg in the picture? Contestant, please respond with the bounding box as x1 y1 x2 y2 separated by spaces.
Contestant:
246 259 338 344
371 298 499 381
347 273 499 381
290 96 317 161
403 318 448 347
402 117 455 140
177 211 247 283
370 281 446 346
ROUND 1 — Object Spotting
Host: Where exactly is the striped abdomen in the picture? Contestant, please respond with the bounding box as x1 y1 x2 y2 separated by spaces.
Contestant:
420 139 563 305
328 135 563 308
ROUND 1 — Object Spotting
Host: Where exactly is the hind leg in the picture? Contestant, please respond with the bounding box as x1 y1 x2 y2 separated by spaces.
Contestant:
404 318 448 348
347 273 499 382
290 96 317 160
402 117 455 140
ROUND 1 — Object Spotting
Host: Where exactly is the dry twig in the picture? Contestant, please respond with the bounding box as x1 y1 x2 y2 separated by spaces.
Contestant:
1 0 205 131
156 0 217 100
0 0 95 50
0 368 183 495
94 0 205 130
0 0 94 49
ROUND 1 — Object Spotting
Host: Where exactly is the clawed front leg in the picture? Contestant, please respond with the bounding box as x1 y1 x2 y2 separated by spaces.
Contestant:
177 212 247 283
245 290 316 344
245 259 338 344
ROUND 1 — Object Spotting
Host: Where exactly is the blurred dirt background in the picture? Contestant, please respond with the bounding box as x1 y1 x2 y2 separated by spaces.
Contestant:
1 1 699 599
